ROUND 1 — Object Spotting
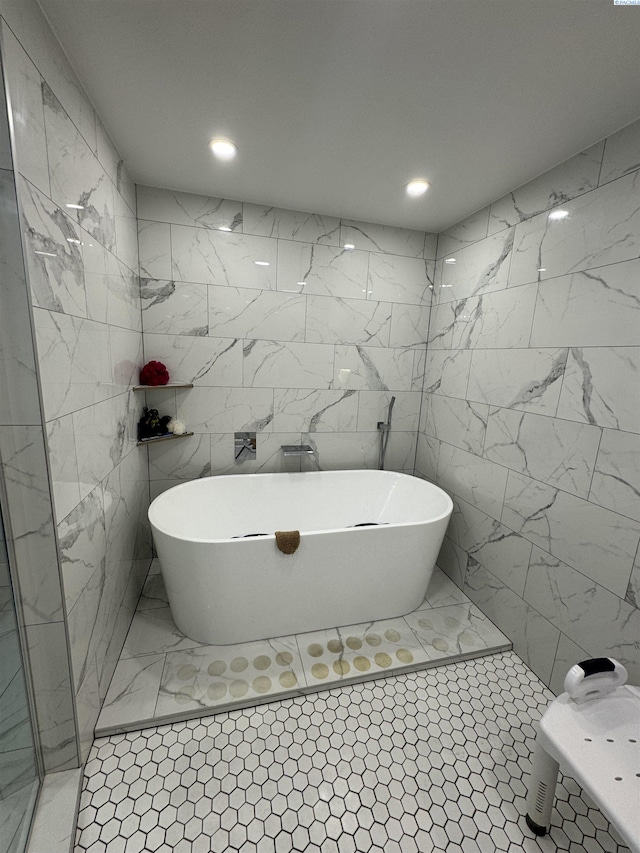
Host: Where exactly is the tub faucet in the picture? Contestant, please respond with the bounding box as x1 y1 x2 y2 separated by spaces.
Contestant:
234 432 256 462
281 445 315 456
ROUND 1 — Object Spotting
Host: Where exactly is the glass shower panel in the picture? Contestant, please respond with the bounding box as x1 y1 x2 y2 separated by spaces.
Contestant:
0 507 39 853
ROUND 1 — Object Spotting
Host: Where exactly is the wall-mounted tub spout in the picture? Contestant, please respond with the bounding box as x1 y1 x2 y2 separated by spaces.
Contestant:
235 432 256 462
377 396 396 470
281 445 315 457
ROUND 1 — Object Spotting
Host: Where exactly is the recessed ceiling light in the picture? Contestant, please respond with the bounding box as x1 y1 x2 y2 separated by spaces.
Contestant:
344 243 355 250
209 137 238 160
548 209 569 221
406 179 430 197
254 260 270 266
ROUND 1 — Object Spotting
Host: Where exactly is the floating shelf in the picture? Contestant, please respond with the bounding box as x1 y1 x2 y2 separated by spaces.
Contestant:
137 432 194 447
133 382 194 391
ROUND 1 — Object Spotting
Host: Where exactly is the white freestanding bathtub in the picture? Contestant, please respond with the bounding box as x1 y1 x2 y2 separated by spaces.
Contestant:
148 470 453 645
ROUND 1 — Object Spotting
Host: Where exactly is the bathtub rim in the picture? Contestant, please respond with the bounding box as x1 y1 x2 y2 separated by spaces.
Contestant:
148 469 453 545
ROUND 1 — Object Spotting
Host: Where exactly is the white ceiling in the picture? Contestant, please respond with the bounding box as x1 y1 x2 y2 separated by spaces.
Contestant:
36 0 640 232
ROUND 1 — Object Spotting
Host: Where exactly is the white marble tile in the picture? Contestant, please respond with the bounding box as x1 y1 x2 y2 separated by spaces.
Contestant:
85 246 141 333
147 432 211 481
436 442 508 519
74 656 101 760
172 224 276 289
549 633 590 696
530 259 640 347
143 333 243 387
437 207 490 258
422 568 470 608
404 602 510 662
424 394 488 455
33 308 112 419
589 428 640 522
298 618 428 687
73 393 134 494
484 407 601 499
556 346 640 434
463 559 560 686
381 430 417 472
426 302 454 350
97 654 165 730
502 470 640 598
389 303 430 347
19 178 87 317
435 536 468 589
58 486 106 613
109 326 142 392
626 546 639 609
487 143 604 236
332 345 417 392
137 573 169 610
356 390 421 433
424 349 471 399
411 346 427 391
156 635 305 716
273 389 358 433
137 185 243 231
447 496 532 597
141 278 208 336
340 219 426 257
299 432 379 472
210 432 302 476
367 254 434 305
449 283 537 350
242 203 339 244
137 220 171 279
524 546 640 685
114 193 138 273
177 386 274 434
208 285 305 342
277 240 368 299
121 606 205 659
467 348 567 415
1 27 49 195
306 295 391 347
116 164 136 217
434 228 515 303
243 340 334 389
415 434 439 482
26 767 82 853
94 116 121 187
43 83 115 252
46 414 81 521
599 118 640 185
509 170 640 287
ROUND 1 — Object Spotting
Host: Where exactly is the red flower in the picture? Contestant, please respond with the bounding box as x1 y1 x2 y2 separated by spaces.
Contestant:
140 360 170 386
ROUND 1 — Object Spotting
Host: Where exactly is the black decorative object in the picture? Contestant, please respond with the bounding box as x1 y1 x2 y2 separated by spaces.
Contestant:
137 407 172 441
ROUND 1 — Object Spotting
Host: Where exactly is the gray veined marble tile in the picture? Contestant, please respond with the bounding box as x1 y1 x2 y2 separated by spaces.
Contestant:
208 285 305 342
47 414 81 521
389 303 430 347
24 767 82 853
599 118 640 185
424 349 471 399
367 254 434 305
484 407 601 499
435 535 468 589
530 259 640 348
148 432 211 482
423 233 438 260
449 283 537 350
411 346 427 391
463 559 560 686
72 393 134 494
339 219 426 258
277 240 368 299
242 203 339 244
1 27 49 195
434 227 515 304
467 348 567 416
415 434 439 483
426 302 455 350
96 653 165 731
42 83 115 252
436 442 508 520
19 178 87 317
356 390 421 433
141 278 208 336
243 339 334 389
137 220 171 279
437 207 490 258
121 606 206 659
95 115 122 189
503 470 640 598
422 568 470 608
172 224 276 289
113 191 139 273
143 333 242 387
524 545 640 685
556 347 640 434
85 246 141 333
626 546 640 609
549 633 590 696
273 389 358 433
299 431 380 472
306 295 391 347
509 169 640 287
58 486 106 614
423 393 488 455
589 428 640 522
446 496 532 597
137 573 169 610
177 386 274 434
210 432 302 476
404 602 510 663
487 142 604 236
331 345 417 392
137 185 243 231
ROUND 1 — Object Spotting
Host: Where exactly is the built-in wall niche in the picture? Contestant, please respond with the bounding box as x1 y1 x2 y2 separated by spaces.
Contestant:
133 382 194 445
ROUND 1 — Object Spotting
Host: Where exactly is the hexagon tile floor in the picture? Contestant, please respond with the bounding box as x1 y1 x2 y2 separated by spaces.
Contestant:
75 651 632 853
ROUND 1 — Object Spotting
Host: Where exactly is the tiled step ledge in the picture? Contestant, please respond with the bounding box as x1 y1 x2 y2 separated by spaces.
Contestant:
96 566 511 737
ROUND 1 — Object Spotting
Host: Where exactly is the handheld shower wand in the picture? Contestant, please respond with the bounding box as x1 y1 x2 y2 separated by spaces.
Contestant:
377 395 396 470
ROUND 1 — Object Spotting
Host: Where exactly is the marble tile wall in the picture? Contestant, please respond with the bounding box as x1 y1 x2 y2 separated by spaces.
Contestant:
137 185 436 494
0 0 150 760
419 118 640 692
